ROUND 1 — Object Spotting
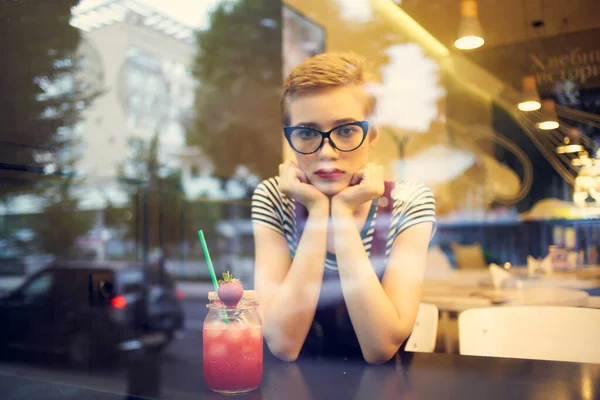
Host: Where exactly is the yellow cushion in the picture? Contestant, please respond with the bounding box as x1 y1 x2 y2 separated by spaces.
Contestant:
451 242 487 270
425 245 454 278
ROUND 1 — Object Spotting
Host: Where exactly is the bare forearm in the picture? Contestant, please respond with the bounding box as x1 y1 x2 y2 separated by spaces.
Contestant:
263 206 328 360
331 205 411 363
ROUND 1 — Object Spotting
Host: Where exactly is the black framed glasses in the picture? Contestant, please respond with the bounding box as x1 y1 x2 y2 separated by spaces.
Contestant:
283 121 369 155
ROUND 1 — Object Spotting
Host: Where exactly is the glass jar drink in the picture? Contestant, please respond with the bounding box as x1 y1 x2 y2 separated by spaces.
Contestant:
203 290 263 394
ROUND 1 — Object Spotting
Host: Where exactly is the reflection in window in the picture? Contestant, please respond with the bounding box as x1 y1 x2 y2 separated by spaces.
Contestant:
35 74 75 101
120 47 168 134
22 272 54 301
118 47 194 164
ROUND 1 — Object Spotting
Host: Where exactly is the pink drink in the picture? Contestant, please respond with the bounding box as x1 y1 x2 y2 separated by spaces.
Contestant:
203 321 263 393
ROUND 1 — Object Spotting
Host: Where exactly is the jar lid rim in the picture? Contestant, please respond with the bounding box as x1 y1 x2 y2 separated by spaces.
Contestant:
206 301 257 310
208 289 257 301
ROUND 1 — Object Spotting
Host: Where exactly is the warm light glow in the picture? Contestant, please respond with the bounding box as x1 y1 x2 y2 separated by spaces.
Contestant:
537 121 560 130
517 100 541 111
372 0 450 58
556 135 583 154
556 144 584 154
536 99 559 130
518 76 541 111
111 295 127 309
572 153 591 167
455 0 484 50
454 35 484 50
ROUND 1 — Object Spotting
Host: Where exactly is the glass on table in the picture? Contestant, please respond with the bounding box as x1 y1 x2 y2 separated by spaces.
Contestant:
203 290 263 394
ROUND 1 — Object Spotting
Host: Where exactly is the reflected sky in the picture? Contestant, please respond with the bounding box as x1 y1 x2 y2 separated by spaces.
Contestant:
372 43 446 132
331 0 374 23
75 0 222 29
398 144 475 186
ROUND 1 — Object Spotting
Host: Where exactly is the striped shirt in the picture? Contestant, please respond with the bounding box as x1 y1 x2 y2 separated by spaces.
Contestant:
251 177 436 271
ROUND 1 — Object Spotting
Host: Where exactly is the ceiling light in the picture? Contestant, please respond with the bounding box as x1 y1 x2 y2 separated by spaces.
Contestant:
517 75 541 111
556 139 583 154
536 99 559 130
556 128 584 154
572 152 591 167
455 0 485 50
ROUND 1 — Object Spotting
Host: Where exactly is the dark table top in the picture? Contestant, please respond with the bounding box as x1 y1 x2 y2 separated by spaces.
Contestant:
1 351 598 400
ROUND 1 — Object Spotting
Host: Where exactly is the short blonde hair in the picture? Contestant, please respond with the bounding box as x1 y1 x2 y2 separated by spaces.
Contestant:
281 52 377 126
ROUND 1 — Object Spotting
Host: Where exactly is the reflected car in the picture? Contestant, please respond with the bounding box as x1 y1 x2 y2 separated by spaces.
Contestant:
0 261 185 368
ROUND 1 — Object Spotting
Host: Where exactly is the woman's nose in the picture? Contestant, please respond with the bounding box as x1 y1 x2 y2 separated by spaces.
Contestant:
318 138 338 158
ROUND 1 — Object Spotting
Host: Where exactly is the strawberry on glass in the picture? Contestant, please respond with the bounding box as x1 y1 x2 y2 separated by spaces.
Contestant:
203 275 263 394
218 271 244 308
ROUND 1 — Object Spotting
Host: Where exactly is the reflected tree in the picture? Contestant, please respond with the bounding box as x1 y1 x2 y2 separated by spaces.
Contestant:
0 0 97 198
186 0 282 180
116 133 185 251
1 0 103 259
34 179 95 259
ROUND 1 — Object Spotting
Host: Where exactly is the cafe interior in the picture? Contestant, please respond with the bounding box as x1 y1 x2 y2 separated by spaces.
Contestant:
282 0 600 356
1 0 600 398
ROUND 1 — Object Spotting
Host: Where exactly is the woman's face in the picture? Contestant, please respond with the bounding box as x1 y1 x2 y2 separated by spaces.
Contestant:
287 85 376 196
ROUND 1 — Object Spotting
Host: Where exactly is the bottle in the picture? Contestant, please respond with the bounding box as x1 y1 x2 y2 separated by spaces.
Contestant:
203 290 263 394
589 244 598 265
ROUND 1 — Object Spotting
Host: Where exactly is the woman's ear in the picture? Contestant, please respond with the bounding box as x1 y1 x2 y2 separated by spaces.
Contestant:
368 125 379 146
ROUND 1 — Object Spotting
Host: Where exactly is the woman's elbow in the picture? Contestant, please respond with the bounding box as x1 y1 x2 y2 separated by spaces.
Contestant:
363 347 398 365
266 340 300 362
363 333 410 365
264 329 301 362
271 348 300 362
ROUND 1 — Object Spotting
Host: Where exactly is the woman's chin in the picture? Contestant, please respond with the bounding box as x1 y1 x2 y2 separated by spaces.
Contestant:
313 181 348 197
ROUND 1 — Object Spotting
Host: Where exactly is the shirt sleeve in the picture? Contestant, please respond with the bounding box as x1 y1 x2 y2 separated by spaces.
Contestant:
392 181 437 239
251 178 285 236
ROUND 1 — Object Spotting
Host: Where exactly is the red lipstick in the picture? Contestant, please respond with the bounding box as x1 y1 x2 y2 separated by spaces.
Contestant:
314 168 345 180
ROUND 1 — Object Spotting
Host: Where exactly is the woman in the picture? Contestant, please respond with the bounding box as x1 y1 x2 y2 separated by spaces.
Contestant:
252 52 436 364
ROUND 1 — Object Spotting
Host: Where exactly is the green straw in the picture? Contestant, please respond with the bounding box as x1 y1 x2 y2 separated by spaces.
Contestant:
197 229 229 324
197 229 219 292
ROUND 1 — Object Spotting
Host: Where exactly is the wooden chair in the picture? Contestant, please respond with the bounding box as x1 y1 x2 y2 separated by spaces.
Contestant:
459 306 600 364
405 303 439 353
588 296 600 309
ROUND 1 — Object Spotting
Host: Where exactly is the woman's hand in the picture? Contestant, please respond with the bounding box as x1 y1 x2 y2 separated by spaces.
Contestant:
278 161 328 212
332 163 384 214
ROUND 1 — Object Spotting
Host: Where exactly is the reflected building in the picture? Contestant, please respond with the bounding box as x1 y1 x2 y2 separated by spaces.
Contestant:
71 0 196 183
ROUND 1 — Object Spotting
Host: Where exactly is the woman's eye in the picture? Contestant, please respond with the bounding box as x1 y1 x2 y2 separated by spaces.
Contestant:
339 126 358 136
297 129 317 139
